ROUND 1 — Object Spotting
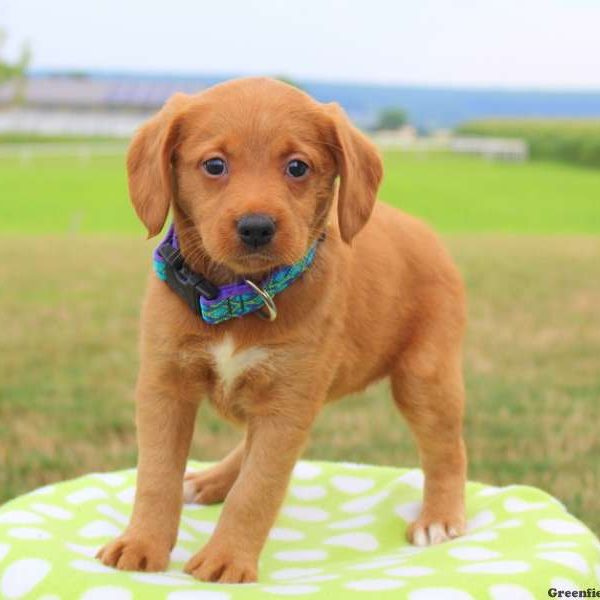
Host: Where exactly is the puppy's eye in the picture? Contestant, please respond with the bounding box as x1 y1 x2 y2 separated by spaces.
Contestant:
202 157 227 177
286 159 309 179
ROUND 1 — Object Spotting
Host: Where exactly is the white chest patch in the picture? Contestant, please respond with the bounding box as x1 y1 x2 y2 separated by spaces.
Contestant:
209 335 268 390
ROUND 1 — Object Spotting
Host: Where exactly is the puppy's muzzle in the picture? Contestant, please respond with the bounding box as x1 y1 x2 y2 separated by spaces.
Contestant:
237 214 276 249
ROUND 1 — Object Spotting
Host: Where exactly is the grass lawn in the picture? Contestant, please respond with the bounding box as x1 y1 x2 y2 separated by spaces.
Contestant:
0 150 598 534
1 151 599 234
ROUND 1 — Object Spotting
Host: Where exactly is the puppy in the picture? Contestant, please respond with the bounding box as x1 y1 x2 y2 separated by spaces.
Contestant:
97 77 467 584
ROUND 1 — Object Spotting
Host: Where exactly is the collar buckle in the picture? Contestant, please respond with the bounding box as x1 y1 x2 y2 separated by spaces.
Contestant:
157 244 220 315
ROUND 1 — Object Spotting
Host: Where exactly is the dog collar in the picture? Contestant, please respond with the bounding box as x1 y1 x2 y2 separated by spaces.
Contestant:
152 225 320 325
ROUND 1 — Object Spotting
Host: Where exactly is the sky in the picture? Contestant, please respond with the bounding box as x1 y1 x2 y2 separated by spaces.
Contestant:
2 0 600 90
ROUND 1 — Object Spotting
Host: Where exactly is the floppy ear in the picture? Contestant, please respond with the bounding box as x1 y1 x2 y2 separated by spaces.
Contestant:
126 93 190 238
325 103 383 244
325 102 383 244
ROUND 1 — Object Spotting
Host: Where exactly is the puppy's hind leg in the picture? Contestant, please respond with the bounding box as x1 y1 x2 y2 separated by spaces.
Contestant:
391 350 467 547
184 440 245 505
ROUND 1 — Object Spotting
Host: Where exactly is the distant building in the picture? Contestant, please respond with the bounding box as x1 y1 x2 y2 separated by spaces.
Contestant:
0 75 205 110
0 75 206 137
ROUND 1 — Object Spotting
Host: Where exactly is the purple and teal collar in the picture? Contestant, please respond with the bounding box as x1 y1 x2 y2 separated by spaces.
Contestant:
153 225 320 325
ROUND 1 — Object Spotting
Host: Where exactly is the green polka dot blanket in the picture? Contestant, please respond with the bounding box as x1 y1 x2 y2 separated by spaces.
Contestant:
1 461 598 599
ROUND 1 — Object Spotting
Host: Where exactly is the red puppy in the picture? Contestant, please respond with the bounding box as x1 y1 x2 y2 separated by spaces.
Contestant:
97 77 467 583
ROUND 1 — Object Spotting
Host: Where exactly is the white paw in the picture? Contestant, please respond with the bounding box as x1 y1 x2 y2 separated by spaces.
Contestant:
411 522 460 546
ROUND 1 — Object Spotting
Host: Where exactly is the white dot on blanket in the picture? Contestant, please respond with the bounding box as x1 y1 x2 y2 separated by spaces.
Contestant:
0 510 44 525
537 551 589 574
538 519 588 535
341 491 389 513
536 541 578 549
269 527 305 541
274 550 328 562
65 542 100 558
270 568 323 581
302 574 339 583
290 485 327 501
282 506 329 522
345 579 405 591
327 514 375 530
467 510 495 530
331 475 375 495
504 497 548 513
69 559 115 574
409 588 474 600
132 573 193 586
177 527 195 542
166 591 230 600
324 532 379 552
81 586 132 600
448 546 501 561
7 527 52 540
349 556 412 571
181 517 215 534
30 484 56 496
116 487 136 503
96 504 128 525
457 561 530 574
478 486 503 497
31 502 73 520
494 519 522 529
0 558 51 598
91 473 126 487
78 520 121 538
293 462 322 480
385 566 434 577
459 531 498 543
488 584 534 600
170 546 192 562
262 585 320 595
66 487 108 504
394 501 422 522
396 469 425 489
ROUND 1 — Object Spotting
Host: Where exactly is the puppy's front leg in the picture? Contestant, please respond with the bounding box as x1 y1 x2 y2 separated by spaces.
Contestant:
97 365 200 572
185 411 314 583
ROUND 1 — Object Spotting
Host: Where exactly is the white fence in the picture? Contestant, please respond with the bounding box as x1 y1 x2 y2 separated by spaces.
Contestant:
372 131 528 162
449 137 528 162
0 108 151 137
0 108 529 164
0 142 127 163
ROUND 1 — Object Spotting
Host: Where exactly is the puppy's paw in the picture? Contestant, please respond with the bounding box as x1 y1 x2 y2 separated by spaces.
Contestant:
408 514 465 547
184 542 257 583
183 466 238 505
96 535 170 572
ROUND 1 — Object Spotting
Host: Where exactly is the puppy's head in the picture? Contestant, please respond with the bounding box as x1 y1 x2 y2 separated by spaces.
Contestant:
127 77 382 274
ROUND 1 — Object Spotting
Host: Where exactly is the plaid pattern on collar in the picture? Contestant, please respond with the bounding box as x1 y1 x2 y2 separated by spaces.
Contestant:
153 225 319 325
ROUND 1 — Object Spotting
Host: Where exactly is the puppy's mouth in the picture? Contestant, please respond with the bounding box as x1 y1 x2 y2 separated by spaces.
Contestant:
224 243 307 276
228 250 282 274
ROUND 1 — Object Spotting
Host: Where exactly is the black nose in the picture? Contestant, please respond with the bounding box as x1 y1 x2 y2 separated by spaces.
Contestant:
237 214 276 248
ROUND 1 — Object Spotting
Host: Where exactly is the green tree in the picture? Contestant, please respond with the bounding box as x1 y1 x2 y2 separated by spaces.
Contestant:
375 107 408 131
0 29 31 102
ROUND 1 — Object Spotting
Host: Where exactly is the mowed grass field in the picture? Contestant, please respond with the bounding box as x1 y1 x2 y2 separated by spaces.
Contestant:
0 150 598 534
1 151 600 234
